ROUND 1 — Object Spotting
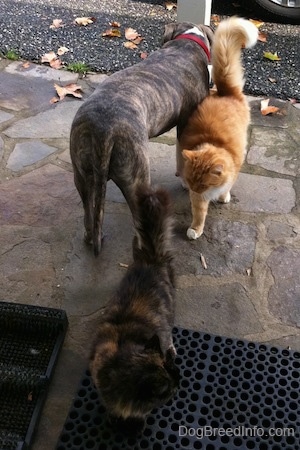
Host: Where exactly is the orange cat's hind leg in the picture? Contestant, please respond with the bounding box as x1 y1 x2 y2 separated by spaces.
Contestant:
218 191 231 203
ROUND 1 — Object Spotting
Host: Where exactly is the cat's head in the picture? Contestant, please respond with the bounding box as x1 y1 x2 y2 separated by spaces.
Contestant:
92 335 179 433
182 145 234 199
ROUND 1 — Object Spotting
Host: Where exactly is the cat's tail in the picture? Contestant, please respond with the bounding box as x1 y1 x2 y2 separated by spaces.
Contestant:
133 186 174 268
212 17 258 97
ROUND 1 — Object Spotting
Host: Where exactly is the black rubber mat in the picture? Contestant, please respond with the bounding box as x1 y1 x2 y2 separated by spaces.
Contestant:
0 301 68 450
56 327 300 450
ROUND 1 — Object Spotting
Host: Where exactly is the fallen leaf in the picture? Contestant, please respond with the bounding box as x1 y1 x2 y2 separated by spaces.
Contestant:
50 19 64 29
57 46 69 56
54 83 83 101
22 61 30 69
249 19 265 28
132 36 144 45
263 51 281 61
211 14 220 26
165 1 177 10
246 268 252 276
125 27 140 41
268 77 277 83
258 31 267 43
50 97 59 104
27 392 33 402
75 17 96 26
102 28 122 38
260 98 279 116
119 263 129 268
110 21 120 27
41 51 57 64
140 52 148 59
50 58 62 69
124 41 138 49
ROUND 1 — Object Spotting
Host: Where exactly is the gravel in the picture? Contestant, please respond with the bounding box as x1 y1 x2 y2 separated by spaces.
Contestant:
0 0 299 100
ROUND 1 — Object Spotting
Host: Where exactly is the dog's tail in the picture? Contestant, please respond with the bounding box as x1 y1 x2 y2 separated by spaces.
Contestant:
212 17 258 98
133 186 173 268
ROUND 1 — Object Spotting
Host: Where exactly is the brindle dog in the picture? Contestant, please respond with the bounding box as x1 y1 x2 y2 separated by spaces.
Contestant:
70 22 213 255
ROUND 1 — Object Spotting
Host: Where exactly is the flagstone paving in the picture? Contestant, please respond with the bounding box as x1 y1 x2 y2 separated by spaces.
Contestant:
0 60 299 450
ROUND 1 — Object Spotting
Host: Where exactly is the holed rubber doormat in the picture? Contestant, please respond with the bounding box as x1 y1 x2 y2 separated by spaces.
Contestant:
0 301 68 450
57 327 300 450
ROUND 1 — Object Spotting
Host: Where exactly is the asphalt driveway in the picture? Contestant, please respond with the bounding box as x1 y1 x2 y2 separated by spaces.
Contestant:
0 0 299 100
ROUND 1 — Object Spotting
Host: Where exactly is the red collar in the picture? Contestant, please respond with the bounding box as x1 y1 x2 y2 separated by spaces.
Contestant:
174 33 210 61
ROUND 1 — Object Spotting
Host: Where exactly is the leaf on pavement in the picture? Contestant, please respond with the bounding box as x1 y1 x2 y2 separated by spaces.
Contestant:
140 52 148 59
50 58 62 69
22 61 31 69
41 51 57 64
131 36 144 45
258 31 267 43
268 77 277 83
109 21 121 27
54 83 83 101
260 99 279 116
50 19 65 29
75 17 96 26
263 51 281 61
57 46 69 56
124 41 138 49
165 1 177 10
102 28 122 37
125 27 140 41
249 19 265 28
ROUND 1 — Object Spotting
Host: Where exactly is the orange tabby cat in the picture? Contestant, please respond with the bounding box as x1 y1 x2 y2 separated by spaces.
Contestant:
179 17 258 240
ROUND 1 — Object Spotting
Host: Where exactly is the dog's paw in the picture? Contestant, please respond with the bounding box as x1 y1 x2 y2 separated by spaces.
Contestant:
219 191 231 203
187 227 202 240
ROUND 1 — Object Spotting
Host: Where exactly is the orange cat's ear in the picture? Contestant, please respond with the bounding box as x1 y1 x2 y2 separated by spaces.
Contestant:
210 164 224 176
182 149 192 160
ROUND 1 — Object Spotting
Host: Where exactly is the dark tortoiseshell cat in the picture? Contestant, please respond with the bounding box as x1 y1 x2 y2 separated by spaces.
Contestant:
90 186 179 434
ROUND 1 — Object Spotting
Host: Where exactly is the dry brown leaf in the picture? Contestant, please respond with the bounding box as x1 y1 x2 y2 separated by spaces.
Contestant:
249 19 265 28
124 41 138 49
50 97 59 104
125 27 140 41
260 99 279 116
49 58 62 69
258 31 267 43
268 77 277 83
50 19 64 29
41 51 57 64
132 36 144 45
165 1 177 10
140 52 148 59
57 46 69 56
102 28 122 38
22 61 31 69
75 17 96 26
54 83 83 101
110 21 121 27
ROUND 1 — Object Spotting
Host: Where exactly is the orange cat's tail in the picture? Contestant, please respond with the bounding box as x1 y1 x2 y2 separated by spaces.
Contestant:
212 17 258 98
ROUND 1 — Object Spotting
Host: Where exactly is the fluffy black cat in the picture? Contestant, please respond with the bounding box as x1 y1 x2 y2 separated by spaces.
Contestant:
89 186 179 434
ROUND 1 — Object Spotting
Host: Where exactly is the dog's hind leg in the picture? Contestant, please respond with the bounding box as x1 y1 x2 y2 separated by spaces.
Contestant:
93 163 110 257
73 169 94 246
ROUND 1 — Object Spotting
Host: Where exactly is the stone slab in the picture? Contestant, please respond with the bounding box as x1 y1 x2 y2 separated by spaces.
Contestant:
175 282 263 337
232 173 296 213
0 164 80 226
3 101 81 138
6 140 58 171
249 98 289 128
172 217 257 277
247 128 299 176
267 246 300 328
0 111 14 124
5 61 79 83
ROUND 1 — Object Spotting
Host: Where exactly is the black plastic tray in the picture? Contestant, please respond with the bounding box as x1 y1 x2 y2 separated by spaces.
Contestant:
57 327 300 450
0 302 68 450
